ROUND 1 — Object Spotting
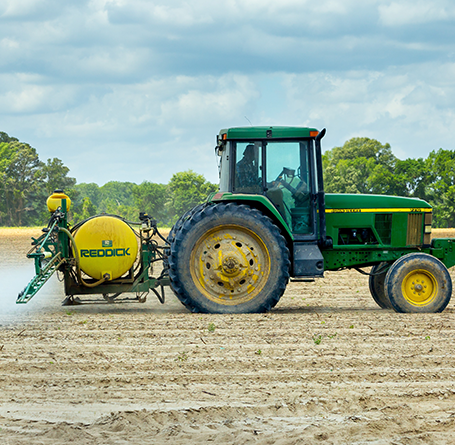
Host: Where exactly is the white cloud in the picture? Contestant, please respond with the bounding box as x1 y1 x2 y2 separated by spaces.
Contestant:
0 72 260 183
0 0 42 17
0 37 19 48
1 0 455 185
160 75 259 125
0 74 78 114
378 0 455 26
279 63 455 158
0 0 67 20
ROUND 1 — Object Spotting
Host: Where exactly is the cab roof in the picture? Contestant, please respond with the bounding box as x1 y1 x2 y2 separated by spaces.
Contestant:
218 126 319 140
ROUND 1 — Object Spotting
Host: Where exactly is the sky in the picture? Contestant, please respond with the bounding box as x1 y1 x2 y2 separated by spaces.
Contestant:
1 0 455 186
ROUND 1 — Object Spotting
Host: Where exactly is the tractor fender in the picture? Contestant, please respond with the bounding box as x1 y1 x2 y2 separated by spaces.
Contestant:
210 193 293 245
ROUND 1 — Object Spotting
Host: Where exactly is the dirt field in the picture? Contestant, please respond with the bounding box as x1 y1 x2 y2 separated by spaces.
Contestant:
1 229 455 444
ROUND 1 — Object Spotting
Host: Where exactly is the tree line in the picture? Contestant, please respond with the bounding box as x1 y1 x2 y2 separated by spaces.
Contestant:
0 131 217 227
1 131 455 227
71 172 217 227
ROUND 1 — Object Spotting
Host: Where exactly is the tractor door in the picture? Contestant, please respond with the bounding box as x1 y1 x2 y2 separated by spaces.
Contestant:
264 140 317 239
265 139 324 277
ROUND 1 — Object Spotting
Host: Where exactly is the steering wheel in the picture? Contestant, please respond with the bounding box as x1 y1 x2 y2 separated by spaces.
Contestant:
274 167 309 205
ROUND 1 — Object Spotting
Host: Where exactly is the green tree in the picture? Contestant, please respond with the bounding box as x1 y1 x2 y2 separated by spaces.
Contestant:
327 137 395 166
392 158 429 199
82 197 97 217
74 183 101 206
41 158 76 195
0 132 78 226
71 182 140 223
0 141 14 225
70 183 100 223
425 149 455 227
98 181 138 221
168 170 218 223
323 137 397 194
133 181 169 226
99 181 136 207
0 132 18 143
2 141 44 226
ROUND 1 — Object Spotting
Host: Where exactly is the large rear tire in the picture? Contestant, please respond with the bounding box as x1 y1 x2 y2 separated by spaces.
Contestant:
385 253 452 313
168 203 290 313
369 262 392 309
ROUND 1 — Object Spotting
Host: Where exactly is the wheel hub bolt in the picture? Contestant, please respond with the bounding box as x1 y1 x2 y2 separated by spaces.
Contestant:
222 257 240 274
414 284 423 292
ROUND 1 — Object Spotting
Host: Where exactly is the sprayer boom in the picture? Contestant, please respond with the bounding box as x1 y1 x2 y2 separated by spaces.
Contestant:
17 253 64 304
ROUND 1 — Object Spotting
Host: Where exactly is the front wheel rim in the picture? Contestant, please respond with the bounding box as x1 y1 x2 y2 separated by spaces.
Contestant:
190 225 271 306
402 269 438 306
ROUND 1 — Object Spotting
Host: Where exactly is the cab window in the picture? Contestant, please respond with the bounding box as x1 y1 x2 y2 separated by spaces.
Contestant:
265 141 313 234
234 142 262 193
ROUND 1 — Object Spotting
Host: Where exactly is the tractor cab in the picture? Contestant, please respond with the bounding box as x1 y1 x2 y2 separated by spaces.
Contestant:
216 127 326 237
214 126 328 277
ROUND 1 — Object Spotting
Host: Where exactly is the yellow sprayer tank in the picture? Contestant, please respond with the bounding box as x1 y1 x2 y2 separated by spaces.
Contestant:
73 216 138 280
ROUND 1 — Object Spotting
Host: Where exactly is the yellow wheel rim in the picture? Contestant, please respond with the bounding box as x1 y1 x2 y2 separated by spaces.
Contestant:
402 269 438 306
190 225 271 306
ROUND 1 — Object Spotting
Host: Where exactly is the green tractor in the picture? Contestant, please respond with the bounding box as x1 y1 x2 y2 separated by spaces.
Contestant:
18 126 455 313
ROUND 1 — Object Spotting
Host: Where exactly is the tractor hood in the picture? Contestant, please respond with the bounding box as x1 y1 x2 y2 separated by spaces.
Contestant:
324 194 432 212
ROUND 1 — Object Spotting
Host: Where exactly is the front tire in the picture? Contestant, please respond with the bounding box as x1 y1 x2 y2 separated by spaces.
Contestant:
385 253 452 313
168 203 290 313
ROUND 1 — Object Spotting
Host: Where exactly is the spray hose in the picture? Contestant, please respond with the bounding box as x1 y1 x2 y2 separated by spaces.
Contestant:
59 227 108 288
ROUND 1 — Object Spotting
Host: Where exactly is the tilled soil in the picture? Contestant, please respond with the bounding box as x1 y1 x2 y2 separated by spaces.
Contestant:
1 229 455 444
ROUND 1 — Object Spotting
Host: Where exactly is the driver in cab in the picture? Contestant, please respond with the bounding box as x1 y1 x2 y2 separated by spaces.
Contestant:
236 144 261 193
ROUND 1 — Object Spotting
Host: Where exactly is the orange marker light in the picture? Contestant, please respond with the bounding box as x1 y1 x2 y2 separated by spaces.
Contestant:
222 133 227 140
310 131 319 137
